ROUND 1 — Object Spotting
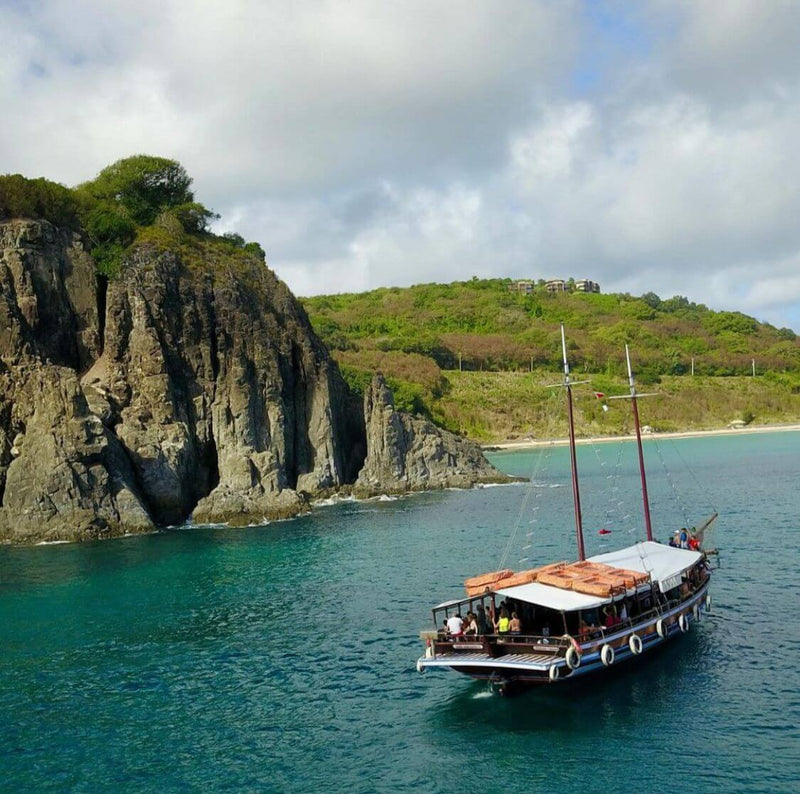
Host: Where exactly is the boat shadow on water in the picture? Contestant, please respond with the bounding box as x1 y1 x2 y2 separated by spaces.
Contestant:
430 631 707 735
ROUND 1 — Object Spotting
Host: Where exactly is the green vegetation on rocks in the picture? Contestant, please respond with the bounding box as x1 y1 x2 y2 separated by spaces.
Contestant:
1 155 263 279
0 174 80 229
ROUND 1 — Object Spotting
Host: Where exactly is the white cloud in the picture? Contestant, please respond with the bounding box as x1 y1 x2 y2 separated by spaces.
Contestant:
2 0 800 329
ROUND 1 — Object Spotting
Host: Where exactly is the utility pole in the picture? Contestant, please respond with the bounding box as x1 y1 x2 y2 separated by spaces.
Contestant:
458 352 462 372
691 357 695 376
752 359 756 377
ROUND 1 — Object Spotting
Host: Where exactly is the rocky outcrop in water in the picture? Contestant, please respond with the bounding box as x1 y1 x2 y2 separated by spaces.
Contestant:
0 218 505 543
354 374 511 495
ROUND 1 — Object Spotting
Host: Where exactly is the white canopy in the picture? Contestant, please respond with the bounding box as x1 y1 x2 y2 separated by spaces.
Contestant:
588 541 702 593
494 541 702 609
494 581 611 611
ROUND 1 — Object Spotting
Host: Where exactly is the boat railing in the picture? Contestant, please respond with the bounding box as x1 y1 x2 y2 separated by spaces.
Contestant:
577 584 708 645
489 632 570 648
434 632 571 654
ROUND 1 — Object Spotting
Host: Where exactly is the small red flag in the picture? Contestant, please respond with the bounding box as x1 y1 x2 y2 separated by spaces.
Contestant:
594 391 605 399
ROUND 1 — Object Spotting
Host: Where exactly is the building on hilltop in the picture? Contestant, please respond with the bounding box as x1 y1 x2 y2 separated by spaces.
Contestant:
575 279 600 293
510 277 602 294
507 279 535 294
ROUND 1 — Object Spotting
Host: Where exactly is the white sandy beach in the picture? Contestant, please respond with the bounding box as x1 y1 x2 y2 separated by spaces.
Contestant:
484 422 800 451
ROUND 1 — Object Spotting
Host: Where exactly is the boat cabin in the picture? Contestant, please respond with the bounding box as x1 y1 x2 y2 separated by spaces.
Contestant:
426 542 709 652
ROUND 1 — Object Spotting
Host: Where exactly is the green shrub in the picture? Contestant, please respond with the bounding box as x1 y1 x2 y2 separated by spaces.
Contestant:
0 174 80 227
170 202 219 234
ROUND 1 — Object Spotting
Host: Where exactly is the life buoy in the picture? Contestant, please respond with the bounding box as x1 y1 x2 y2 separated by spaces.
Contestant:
705 593 712 611
601 644 615 666
565 644 581 670
656 618 667 639
629 634 643 655
679 613 690 633
549 664 560 682
693 604 702 623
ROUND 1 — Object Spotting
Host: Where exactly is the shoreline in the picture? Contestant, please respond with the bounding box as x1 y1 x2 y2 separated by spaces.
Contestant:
483 422 800 451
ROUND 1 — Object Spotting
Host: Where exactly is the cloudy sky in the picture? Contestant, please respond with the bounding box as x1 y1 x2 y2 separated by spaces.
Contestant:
2 0 800 329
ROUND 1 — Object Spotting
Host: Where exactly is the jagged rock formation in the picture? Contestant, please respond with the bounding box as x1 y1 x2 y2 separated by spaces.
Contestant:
0 221 152 541
0 219 364 541
0 218 505 543
354 374 512 496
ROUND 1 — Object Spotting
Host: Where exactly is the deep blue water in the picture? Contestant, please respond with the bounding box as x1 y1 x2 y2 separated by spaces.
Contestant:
1 431 799 793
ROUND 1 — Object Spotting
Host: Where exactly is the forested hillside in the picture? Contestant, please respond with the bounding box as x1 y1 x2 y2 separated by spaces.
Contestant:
302 279 800 441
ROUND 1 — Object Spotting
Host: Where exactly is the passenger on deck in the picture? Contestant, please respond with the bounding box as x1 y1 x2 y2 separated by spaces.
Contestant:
509 612 521 635
679 528 689 549
447 613 464 637
668 533 679 548
579 617 598 637
463 612 478 636
476 604 490 635
602 606 620 628
495 607 510 634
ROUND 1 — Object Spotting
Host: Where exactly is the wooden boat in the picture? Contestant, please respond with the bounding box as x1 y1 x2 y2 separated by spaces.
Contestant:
416 327 715 693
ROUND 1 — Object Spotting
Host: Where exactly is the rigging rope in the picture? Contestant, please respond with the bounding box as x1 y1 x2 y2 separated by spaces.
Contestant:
497 441 552 571
589 436 630 538
651 436 690 529
666 438 719 515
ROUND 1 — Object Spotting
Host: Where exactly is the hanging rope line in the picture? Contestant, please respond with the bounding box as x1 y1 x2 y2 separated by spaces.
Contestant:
666 438 719 515
497 441 553 571
651 436 690 529
606 440 630 536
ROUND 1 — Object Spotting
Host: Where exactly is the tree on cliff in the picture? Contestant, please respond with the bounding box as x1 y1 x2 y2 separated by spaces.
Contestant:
76 155 223 276
79 155 195 226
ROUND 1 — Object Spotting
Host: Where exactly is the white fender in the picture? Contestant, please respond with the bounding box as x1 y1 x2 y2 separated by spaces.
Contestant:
549 664 560 682
565 645 581 670
425 644 434 659
629 633 643 655
705 592 712 611
679 613 690 633
656 618 667 639
693 604 702 623
601 644 615 666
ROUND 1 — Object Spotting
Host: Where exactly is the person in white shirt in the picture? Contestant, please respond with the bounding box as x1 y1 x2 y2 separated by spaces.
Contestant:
447 613 464 636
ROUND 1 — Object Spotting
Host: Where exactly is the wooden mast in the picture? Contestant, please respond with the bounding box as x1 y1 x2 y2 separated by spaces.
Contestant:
561 324 586 561
626 344 654 542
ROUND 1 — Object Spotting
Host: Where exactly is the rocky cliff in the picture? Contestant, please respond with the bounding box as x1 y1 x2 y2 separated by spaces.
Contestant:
354 374 510 495
0 218 506 543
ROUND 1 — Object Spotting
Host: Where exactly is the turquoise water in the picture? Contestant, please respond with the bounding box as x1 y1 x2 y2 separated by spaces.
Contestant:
1 431 799 792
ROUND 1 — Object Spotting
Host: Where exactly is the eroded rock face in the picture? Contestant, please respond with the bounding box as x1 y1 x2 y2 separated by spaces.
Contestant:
0 219 365 540
0 218 502 543
354 374 511 496
97 247 364 527
0 220 100 368
0 221 150 541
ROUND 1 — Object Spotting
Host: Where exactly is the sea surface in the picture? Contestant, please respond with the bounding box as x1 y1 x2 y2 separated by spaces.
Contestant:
1 431 799 793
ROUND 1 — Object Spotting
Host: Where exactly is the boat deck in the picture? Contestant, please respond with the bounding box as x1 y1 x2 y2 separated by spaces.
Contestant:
422 651 558 671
